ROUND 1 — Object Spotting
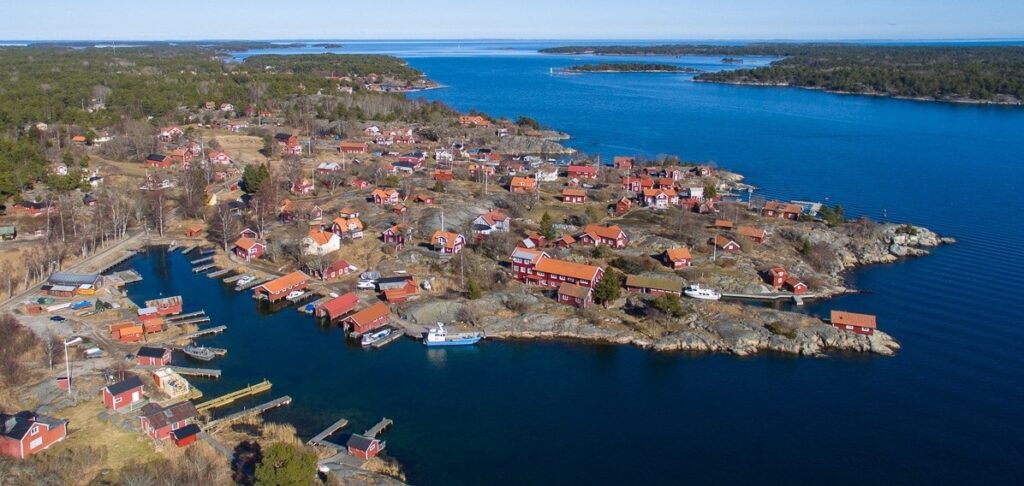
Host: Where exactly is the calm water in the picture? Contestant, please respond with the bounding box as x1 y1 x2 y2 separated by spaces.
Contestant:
131 42 1024 484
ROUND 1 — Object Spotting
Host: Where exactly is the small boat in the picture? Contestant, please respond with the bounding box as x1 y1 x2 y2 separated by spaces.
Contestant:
361 327 393 347
236 275 255 286
684 284 722 301
285 290 305 302
182 344 215 361
423 322 482 347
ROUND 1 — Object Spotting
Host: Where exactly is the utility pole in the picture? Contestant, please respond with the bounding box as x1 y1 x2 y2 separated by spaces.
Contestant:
63 336 82 396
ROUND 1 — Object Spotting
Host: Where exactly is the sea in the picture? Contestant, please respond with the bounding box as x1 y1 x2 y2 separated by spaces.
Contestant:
121 41 1023 485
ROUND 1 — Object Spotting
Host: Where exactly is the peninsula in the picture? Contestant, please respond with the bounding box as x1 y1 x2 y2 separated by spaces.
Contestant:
541 43 1024 105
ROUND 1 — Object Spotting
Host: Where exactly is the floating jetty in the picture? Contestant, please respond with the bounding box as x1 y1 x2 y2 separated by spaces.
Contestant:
720 292 816 305
111 270 143 285
307 417 350 447
204 395 293 429
200 247 216 256
364 417 393 438
370 330 403 349
169 366 221 378
193 263 216 273
207 268 231 279
222 274 249 284
175 325 227 341
196 379 273 413
181 245 197 255
236 276 273 292
166 310 207 322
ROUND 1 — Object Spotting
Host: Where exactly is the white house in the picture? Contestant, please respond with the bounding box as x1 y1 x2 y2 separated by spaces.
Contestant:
302 229 341 255
535 164 559 182
472 210 511 235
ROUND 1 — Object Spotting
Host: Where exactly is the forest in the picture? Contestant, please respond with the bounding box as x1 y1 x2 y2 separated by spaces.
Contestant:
541 44 1024 103
564 63 700 73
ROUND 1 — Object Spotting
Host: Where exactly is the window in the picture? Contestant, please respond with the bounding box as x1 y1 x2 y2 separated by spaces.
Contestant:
113 396 123 404
29 426 39 435
30 437 43 449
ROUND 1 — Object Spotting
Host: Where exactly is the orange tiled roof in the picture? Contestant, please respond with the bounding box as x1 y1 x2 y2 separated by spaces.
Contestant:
348 302 390 326
831 311 877 329
535 257 602 281
235 237 263 251
582 224 625 241
666 248 691 261
258 271 308 294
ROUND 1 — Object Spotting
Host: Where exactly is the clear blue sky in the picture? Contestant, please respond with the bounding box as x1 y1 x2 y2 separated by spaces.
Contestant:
3 0 1022 41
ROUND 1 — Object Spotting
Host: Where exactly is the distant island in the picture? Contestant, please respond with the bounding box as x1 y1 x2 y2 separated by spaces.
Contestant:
721 57 744 64
541 44 1024 105
562 63 702 74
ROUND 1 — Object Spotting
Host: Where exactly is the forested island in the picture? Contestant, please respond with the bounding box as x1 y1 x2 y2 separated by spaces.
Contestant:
541 44 1024 104
562 63 701 73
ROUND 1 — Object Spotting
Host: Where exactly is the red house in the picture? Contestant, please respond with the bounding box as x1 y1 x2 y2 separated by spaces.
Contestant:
339 141 368 154
139 401 197 441
578 224 628 249
102 376 144 411
347 434 384 459
344 302 390 335
144 296 183 316
784 277 808 295
510 249 604 289
234 237 266 262
314 259 356 281
171 424 201 448
431 231 466 254
615 197 632 215
830 311 878 335
0 412 68 459
613 156 635 170
766 267 788 290
562 188 587 204
762 201 803 220
146 154 172 169
714 235 741 253
566 165 599 180
557 283 592 308
371 188 400 206
253 271 308 302
738 226 768 244
382 224 409 247
316 292 359 321
664 248 692 269
136 347 171 367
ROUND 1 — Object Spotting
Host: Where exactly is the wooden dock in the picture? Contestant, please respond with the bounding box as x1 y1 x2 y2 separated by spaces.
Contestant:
193 263 216 273
204 395 293 429
200 247 216 256
97 250 137 273
166 310 206 321
371 330 404 349
168 316 212 326
196 380 273 413
181 245 197 255
191 255 214 265
169 366 221 378
175 325 227 341
207 268 231 279
364 418 393 438
720 292 816 304
236 276 273 292
307 418 349 446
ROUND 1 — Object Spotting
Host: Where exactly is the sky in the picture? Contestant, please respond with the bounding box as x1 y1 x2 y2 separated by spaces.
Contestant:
2 0 1023 41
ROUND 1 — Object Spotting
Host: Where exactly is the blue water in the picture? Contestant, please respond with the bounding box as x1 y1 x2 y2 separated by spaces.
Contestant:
129 42 1024 484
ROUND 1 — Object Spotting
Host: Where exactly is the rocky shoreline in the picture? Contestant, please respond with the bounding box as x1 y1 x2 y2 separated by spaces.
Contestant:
693 78 1024 106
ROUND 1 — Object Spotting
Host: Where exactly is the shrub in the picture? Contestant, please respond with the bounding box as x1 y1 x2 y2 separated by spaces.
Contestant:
254 442 317 486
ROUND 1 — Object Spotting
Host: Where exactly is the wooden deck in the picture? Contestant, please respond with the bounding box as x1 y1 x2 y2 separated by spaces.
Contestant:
174 325 227 341
193 263 216 273
168 366 222 378
236 276 273 291
364 418 393 438
196 379 272 413
207 268 231 279
190 255 214 265
204 395 293 429
720 292 816 304
307 417 350 447
222 274 249 284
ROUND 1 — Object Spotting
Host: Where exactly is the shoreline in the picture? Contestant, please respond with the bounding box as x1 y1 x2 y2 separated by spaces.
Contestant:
692 78 1024 106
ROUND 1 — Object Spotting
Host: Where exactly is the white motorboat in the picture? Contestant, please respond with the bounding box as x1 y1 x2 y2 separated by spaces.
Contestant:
684 284 722 301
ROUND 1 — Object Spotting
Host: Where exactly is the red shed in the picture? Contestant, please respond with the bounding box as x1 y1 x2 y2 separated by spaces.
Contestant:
0 412 68 459
172 424 201 447
766 267 788 290
102 376 144 411
784 277 808 295
317 292 359 321
830 311 877 336
144 296 183 316
344 302 390 335
346 434 384 460
136 347 171 367
253 271 308 302
139 401 197 441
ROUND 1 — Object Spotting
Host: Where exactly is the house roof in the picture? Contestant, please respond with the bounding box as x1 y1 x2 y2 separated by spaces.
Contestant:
625 275 684 293
714 219 734 228
105 375 144 396
738 226 767 238
326 260 354 274
333 217 364 232
666 248 691 261
567 165 598 175
642 188 678 197
784 276 805 287
320 292 359 319
371 188 398 198
510 176 535 188
136 347 168 359
307 229 337 246
1 412 66 440
234 237 264 252
581 224 626 241
431 231 463 249
347 434 379 451
141 401 197 429
535 257 602 281
715 235 739 248
147 154 166 162
562 188 587 197
831 311 876 329
558 283 592 299
555 234 576 246
478 210 509 226
383 224 408 236
510 248 547 265
171 423 201 441
256 271 308 294
347 302 390 326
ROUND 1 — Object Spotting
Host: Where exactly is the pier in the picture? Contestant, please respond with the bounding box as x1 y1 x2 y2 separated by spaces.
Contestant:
193 263 216 273
307 418 350 447
196 380 273 413
166 310 207 321
190 255 214 265
236 276 273 291
204 395 293 429
207 268 231 279
169 366 221 378
364 418 393 438
174 325 227 341
222 274 249 284
181 245 197 255
167 315 212 326
720 292 817 304
97 250 137 273
371 330 404 349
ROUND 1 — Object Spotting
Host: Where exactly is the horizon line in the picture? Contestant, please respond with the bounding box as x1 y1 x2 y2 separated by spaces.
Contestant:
2 37 1024 44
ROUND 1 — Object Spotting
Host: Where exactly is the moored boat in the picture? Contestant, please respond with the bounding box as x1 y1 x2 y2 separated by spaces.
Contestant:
182 344 215 361
423 322 482 347
684 284 722 301
361 327 395 348
285 290 306 302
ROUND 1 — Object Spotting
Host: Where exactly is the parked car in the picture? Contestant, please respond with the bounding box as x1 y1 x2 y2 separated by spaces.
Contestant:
356 280 376 290
49 316 66 322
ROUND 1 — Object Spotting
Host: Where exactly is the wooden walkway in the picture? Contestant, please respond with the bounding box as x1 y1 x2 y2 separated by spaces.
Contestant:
204 395 293 429
371 331 403 349
191 255 214 265
168 316 211 326
720 292 817 304
222 274 249 284
236 276 273 291
364 418 393 438
181 245 197 255
166 310 206 321
207 268 231 279
196 380 272 413
169 366 222 378
174 325 227 341
307 418 349 446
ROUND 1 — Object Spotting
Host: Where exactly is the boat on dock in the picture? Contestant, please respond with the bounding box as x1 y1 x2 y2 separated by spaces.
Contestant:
684 284 722 301
423 323 482 347
361 326 401 348
285 290 307 302
183 344 216 361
